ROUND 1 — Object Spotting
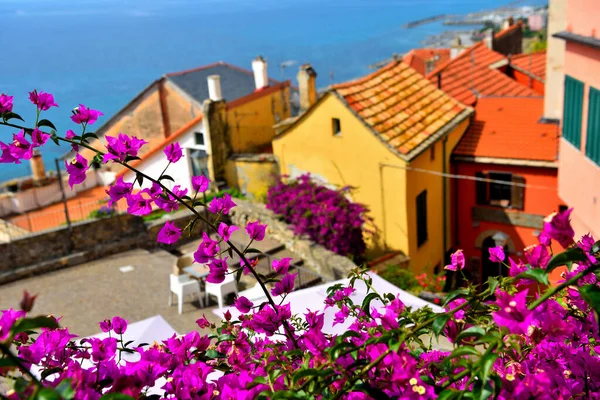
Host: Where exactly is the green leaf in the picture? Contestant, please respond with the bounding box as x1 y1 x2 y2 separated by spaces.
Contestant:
516 268 549 285
437 389 460 400
330 342 355 359
0 358 16 367
486 277 499 295
135 173 144 187
3 112 24 122
432 314 451 335
93 153 104 165
41 367 63 380
205 349 226 359
361 292 382 318
546 248 588 273
159 175 175 182
99 395 135 400
472 380 494 400
11 316 59 336
35 388 61 400
592 240 600 255
245 248 263 254
449 346 480 358
55 379 75 400
478 353 498 384
291 368 333 386
235 267 244 283
580 285 600 315
125 156 141 163
443 288 470 307
50 132 60 146
217 334 236 342
37 119 56 130
454 326 486 343
82 132 98 140
123 340 134 348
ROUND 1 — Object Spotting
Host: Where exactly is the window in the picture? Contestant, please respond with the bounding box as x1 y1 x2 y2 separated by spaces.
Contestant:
332 118 341 136
475 171 525 210
425 60 436 75
194 131 205 146
416 190 428 247
586 86 600 165
189 149 209 178
563 75 584 148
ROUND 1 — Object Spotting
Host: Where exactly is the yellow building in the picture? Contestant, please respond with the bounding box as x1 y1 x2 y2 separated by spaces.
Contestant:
273 61 473 274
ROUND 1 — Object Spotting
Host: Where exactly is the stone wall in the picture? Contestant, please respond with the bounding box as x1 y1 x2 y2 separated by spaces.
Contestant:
230 199 357 281
0 208 214 285
225 154 279 202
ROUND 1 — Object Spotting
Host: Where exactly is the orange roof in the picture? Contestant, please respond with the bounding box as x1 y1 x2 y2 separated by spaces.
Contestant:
332 61 470 156
402 48 451 76
453 97 558 162
426 42 538 105
510 51 546 81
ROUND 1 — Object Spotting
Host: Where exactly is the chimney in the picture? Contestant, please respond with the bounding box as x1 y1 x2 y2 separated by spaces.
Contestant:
30 149 46 182
503 16 515 30
251 56 268 90
207 75 222 101
483 28 494 49
297 63 318 112
450 36 464 59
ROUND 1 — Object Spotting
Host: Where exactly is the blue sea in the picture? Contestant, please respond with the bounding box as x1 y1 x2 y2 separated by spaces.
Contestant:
0 0 546 181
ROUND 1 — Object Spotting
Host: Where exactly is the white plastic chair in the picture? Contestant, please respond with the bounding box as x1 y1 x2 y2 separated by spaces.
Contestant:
169 274 204 314
205 274 238 309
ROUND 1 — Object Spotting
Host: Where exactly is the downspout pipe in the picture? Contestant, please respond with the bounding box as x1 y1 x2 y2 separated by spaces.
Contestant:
442 135 448 266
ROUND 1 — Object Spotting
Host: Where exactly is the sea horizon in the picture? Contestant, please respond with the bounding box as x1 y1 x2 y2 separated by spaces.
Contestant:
0 0 547 181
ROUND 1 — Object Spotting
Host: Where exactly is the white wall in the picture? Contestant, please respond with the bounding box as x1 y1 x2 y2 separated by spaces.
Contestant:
122 122 208 193
0 171 101 217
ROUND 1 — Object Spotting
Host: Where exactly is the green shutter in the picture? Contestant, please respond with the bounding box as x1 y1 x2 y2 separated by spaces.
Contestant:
586 86 600 165
563 75 584 148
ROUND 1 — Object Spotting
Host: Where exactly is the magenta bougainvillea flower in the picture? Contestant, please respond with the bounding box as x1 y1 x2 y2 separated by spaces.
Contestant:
0 141 19 164
578 233 595 253
103 133 148 163
207 193 236 215
193 232 220 264
445 249 465 271
111 316 128 335
99 318 112 333
525 244 551 270
0 308 25 341
246 220 267 242
157 221 182 245
271 273 297 296
31 128 50 147
10 131 34 161
206 257 228 283
192 175 210 192
126 192 153 216
488 246 505 263
65 129 79 151
70 104 104 125
234 296 254 313
64 153 88 189
542 208 575 249
0 94 14 114
28 90 58 111
106 177 133 206
163 142 183 163
272 257 292 275
493 290 533 335
153 185 187 213
88 337 118 362
217 222 239 242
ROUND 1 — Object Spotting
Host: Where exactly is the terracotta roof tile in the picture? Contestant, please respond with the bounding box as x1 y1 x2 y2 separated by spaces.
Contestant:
510 50 546 81
332 61 469 156
426 42 538 105
403 48 451 76
453 97 558 162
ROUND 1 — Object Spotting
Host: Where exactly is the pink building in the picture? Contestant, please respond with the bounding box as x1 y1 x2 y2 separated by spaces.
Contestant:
554 0 600 241
528 14 546 32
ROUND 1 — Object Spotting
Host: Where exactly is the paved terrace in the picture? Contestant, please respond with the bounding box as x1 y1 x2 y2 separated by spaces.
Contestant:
0 230 311 337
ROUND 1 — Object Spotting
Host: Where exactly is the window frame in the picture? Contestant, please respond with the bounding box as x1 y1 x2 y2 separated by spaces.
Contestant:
563 75 584 149
332 118 342 137
194 131 205 146
416 190 428 248
586 85 600 165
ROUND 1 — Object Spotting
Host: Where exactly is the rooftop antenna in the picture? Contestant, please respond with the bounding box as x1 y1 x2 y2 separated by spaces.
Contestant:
329 71 335 85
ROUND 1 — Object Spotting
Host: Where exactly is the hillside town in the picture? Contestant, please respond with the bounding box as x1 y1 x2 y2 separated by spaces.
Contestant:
1 0 600 398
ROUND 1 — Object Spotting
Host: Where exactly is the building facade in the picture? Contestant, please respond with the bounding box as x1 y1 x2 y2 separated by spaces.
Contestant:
554 0 600 239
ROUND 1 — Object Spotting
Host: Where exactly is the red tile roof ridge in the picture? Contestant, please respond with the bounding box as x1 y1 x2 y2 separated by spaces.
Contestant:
494 22 524 39
116 114 203 178
510 49 547 60
331 60 400 90
425 42 488 79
